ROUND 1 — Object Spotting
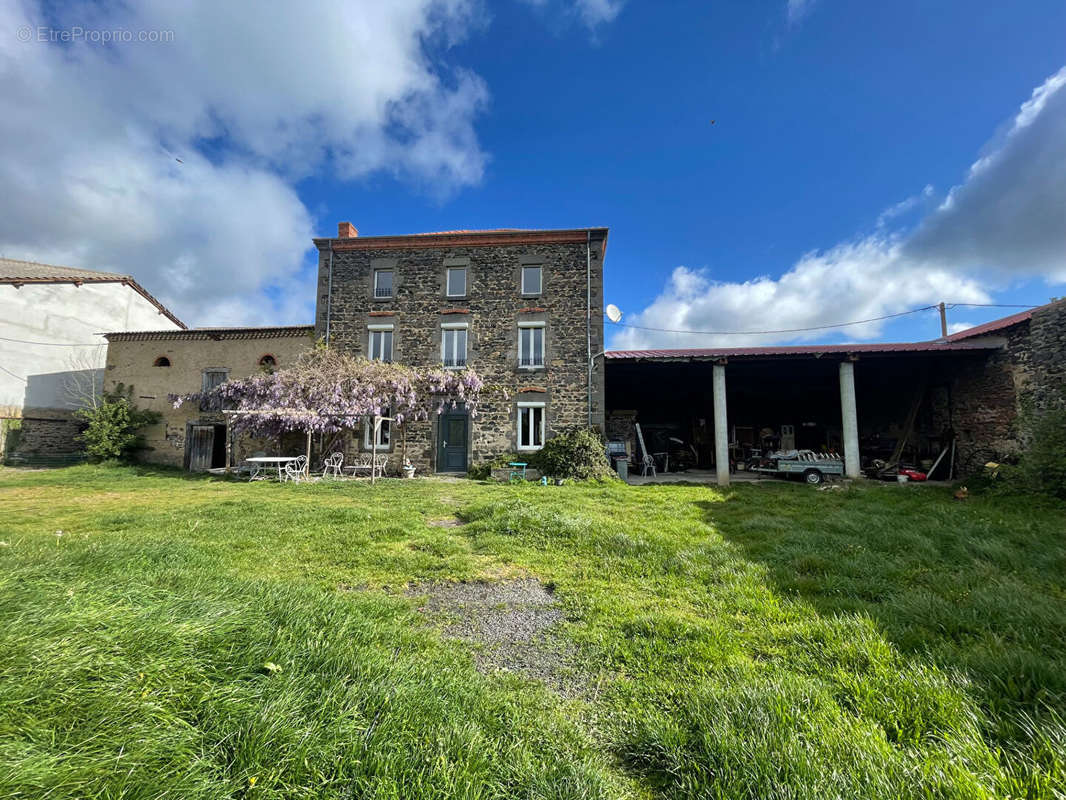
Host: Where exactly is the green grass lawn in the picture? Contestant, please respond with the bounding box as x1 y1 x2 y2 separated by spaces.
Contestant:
1 466 1064 799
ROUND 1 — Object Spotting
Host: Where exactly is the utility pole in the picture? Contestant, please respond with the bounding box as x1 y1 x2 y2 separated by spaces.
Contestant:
938 302 948 339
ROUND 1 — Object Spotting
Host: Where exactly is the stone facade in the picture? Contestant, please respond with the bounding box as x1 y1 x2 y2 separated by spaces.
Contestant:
1028 300 1066 412
937 299 1065 475
314 229 607 473
103 327 315 468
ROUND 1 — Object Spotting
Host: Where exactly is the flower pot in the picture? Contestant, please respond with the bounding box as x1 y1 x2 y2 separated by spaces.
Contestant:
402 465 416 479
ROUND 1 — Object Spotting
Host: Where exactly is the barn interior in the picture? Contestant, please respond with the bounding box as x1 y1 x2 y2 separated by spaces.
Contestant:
604 347 998 481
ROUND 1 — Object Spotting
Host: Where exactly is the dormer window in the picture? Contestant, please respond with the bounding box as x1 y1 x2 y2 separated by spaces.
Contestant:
153 356 171 367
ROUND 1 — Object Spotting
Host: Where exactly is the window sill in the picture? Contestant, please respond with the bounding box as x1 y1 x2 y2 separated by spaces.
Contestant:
517 445 544 452
443 365 468 371
371 296 394 302
517 365 545 372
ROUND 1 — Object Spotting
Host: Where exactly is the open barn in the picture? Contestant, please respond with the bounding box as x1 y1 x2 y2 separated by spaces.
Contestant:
603 298 1066 485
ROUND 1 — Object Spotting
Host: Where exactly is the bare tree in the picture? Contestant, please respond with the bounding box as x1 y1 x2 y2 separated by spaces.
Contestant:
62 350 106 411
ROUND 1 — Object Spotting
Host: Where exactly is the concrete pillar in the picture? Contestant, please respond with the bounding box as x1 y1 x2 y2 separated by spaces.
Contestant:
839 361 860 478
713 363 730 487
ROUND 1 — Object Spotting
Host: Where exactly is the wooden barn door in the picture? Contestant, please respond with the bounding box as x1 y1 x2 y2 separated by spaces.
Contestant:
188 425 215 472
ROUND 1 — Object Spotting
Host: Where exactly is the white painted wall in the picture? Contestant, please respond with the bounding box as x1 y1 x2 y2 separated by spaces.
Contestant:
0 283 181 415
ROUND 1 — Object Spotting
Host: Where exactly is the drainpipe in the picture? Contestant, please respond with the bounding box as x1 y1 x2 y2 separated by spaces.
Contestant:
586 230 593 428
325 241 334 345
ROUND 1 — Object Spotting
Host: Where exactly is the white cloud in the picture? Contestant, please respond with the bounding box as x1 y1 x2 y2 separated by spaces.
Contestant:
611 237 990 350
787 0 816 25
614 65 1066 350
948 322 974 335
520 0 624 31
0 0 491 326
576 0 624 27
903 66 1066 283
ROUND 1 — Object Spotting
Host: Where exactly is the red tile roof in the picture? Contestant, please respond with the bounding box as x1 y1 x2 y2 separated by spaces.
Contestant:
313 227 609 252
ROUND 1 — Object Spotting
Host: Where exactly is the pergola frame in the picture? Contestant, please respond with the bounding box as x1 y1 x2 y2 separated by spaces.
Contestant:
222 409 394 481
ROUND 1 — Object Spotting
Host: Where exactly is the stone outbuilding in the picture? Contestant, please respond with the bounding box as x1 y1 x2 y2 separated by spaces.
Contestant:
102 326 314 469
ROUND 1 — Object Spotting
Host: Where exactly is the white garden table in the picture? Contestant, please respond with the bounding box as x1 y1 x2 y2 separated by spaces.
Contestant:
245 456 301 481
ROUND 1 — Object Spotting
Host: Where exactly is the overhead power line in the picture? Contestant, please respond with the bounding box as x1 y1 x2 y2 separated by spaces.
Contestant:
606 302 1039 336
0 362 26 382
0 334 106 347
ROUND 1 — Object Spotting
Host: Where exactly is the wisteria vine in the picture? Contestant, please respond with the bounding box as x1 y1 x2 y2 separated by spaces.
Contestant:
170 347 486 438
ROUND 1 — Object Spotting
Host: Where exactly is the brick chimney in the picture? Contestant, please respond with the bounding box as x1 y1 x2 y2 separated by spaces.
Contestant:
337 221 359 238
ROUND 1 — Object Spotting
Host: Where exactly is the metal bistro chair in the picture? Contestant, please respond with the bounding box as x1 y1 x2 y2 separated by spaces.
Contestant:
283 455 308 483
322 452 344 479
640 453 656 478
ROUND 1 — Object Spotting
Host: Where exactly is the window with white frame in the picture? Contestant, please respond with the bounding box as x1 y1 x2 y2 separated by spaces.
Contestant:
517 403 545 450
368 324 393 362
441 323 468 368
518 322 545 369
446 266 467 297
364 411 391 449
373 269 393 298
521 265 542 295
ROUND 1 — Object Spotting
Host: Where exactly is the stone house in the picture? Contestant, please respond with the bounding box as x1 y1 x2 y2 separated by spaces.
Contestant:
1 258 184 463
314 224 608 474
102 326 314 469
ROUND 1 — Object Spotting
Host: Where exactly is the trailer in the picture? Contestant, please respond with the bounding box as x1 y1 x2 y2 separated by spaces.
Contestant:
749 455 845 485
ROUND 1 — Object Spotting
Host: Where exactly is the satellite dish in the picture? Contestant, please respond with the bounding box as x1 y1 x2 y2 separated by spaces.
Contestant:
605 303 623 323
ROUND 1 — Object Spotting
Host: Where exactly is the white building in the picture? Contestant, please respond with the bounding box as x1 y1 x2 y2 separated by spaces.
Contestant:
0 258 184 460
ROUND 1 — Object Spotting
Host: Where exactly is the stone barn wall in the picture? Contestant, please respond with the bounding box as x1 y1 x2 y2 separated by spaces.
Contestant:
942 299 1065 475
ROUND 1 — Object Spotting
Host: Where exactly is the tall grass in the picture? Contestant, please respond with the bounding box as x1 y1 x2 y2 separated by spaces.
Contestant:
1 465 1064 798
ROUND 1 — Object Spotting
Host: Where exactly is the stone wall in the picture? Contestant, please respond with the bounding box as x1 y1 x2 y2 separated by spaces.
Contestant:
317 235 606 473
15 413 83 455
942 299 1065 475
1028 299 1066 412
104 330 315 468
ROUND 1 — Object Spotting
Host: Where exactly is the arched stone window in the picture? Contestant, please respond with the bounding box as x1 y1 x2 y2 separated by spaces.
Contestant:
153 356 171 367
258 354 277 371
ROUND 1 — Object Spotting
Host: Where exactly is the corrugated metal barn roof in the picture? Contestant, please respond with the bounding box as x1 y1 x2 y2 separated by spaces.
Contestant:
605 340 1001 361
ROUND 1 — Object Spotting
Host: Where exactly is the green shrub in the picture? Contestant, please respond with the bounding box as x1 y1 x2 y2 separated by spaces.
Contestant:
976 393 1066 500
530 427 614 481
76 385 161 462
1 418 21 459
1015 405 1066 499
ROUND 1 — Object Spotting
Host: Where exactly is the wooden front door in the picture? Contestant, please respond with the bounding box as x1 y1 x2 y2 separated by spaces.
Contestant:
436 411 468 472
188 425 215 471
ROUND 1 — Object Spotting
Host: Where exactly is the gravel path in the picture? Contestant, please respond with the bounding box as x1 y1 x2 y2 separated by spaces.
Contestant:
407 579 585 696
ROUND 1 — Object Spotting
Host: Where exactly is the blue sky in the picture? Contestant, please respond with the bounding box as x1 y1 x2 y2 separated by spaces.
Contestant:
3 0 1066 347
